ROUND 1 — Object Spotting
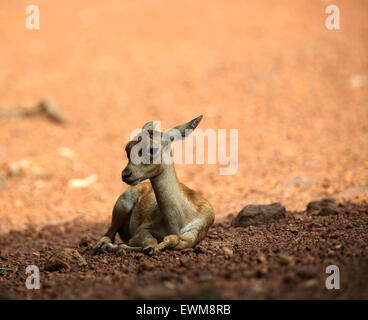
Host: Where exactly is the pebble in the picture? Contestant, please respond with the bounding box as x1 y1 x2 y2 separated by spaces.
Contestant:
222 247 233 256
45 248 87 272
180 256 191 267
7 160 30 177
68 174 97 188
138 261 155 272
278 254 295 266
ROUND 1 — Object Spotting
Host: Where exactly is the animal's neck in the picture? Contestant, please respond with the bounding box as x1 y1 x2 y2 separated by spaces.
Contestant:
150 164 187 228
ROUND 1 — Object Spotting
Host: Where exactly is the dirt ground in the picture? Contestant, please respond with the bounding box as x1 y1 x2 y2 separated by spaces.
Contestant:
0 1 367 299
0 202 367 299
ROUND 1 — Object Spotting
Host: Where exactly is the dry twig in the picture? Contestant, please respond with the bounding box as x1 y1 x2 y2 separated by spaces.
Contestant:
0 98 66 124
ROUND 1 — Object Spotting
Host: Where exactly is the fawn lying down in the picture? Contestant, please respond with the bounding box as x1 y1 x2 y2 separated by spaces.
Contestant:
91 115 214 256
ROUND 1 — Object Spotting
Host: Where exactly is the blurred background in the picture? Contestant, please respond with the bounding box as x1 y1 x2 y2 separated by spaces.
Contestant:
0 0 367 234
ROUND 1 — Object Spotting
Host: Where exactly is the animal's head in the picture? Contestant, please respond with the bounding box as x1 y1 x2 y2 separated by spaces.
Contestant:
121 115 203 185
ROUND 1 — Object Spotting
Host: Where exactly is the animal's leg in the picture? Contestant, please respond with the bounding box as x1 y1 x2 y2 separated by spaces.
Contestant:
103 234 156 254
152 230 199 254
129 229 158 256
104 243 142 252
104 229 158 254
90 188 139 255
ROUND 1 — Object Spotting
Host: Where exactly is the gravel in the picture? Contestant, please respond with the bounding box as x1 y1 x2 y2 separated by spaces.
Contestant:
0 202 367 299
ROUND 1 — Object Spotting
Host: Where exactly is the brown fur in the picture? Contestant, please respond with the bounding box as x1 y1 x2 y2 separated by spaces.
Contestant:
91 116 215 256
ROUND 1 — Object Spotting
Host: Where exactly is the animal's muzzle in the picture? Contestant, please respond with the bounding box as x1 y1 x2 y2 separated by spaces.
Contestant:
121 169 132 182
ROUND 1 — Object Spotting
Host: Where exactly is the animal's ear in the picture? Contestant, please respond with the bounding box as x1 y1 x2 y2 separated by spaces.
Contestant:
142 120 157 131
163 115 203 143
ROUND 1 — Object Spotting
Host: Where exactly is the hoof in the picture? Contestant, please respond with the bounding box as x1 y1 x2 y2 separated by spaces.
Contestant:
90 246 102 256
143 246 156 256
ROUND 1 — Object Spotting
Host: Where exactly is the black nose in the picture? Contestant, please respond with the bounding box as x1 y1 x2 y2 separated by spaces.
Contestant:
121 170 132 181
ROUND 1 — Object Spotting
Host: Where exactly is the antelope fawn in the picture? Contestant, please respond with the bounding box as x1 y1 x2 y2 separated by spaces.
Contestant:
91 115 215 256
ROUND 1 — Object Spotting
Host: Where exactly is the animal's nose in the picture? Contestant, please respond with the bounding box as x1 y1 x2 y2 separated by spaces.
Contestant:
121 170 132 181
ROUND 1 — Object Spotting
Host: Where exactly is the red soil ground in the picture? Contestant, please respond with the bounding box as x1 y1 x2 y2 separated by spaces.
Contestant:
0 202 367 299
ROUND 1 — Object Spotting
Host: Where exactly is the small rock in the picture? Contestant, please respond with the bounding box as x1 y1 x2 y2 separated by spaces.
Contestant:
328 231 343 239
306 198 339 216
45 248 87 272
288 226 298 234
300 279 318 288
79 274 96 281
231 203 286 228
6 160 30 177
278 254 295 266
180 256 191 267
293 213 305 221
163 281 175 290
38 98 66 123
254 265 268 277
138 261 155 272
78 237 91 247
222 247 233 256
58 147 76 159
257 253 266 263
68 174 97 188
112 272 122 283
194 246 206 254
250 282 266 295
285 176 314 187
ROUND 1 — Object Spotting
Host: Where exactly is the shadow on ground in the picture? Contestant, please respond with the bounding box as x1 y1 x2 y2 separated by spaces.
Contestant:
0 201 367 299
